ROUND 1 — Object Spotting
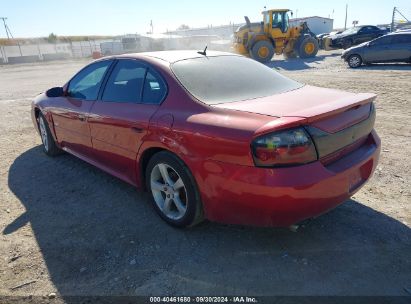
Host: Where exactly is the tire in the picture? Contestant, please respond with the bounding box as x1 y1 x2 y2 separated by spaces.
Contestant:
347 54 362 68
250 40 275 63
298 36 319 58
342 39 352 50
145 151 204 228
38 113 62 156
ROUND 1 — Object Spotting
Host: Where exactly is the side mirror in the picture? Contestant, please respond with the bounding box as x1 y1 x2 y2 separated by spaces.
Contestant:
46 87 64 98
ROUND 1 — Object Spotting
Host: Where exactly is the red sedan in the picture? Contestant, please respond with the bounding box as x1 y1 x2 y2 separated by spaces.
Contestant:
31 51 380 228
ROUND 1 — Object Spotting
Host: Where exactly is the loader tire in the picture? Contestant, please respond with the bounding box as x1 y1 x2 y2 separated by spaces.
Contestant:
298 37 319 58
250 40 274 63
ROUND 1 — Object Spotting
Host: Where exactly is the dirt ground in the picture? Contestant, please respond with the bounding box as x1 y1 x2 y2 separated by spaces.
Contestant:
0 51 410 302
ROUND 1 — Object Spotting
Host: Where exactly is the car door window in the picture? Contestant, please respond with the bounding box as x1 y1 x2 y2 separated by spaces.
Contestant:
102 60 146 103
142 69 167 104
371 36 392 46
392 35 411 44
68 60 112 100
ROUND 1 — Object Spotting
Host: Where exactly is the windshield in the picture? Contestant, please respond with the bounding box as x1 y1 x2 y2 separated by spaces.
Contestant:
342 27 359 35
171 55 302 104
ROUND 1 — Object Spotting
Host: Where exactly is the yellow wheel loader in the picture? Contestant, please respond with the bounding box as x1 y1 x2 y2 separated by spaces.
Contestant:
233 9 319 63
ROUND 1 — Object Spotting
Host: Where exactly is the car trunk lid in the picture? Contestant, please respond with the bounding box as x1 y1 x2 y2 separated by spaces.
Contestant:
213 85 377 160
213 85 375 129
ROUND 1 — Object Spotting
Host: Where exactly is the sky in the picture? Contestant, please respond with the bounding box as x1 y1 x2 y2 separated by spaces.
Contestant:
1 0 410 38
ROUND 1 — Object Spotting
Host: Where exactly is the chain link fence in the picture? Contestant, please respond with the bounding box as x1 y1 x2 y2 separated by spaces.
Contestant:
0 35 233 64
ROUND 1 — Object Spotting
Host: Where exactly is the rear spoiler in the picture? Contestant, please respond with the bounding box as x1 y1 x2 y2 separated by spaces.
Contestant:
254 93 376 137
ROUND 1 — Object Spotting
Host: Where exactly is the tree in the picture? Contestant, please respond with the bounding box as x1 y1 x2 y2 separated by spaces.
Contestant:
47 33 57 43
177 24 190 30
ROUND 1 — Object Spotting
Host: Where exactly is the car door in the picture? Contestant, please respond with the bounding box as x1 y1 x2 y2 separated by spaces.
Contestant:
356 27 372 44
389 34 411 61
369 26 383 40
51 59 113 157
363 35 393 63
87 59 167 183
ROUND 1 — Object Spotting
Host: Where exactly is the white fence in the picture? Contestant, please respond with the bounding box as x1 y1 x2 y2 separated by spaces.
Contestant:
0 40 111 64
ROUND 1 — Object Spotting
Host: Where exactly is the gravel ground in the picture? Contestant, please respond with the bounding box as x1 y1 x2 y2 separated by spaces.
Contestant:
0 51 410 302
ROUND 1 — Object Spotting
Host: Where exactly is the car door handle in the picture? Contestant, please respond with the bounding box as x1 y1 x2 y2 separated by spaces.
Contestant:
131 126 144 133
78 115 86 121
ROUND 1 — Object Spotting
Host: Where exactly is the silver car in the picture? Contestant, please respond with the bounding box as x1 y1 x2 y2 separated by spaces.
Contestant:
341 32 411 68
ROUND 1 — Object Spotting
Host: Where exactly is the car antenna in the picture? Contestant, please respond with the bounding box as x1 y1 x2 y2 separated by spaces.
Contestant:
197 45 208 56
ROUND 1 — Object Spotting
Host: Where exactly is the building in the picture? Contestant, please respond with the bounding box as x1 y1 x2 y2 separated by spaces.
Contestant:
289 16 334 35
166 23 241 39
168 16 334 38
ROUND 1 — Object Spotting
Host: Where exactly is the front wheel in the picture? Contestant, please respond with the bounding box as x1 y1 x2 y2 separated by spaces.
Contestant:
146 151 204 228
250 40 275 63
298 37 319 58
38 113 62 156
347 54 362 68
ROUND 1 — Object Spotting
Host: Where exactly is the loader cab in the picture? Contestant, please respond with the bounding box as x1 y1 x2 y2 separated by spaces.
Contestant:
263 9 291 35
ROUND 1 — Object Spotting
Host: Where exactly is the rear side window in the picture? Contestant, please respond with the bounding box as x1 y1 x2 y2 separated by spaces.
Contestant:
102 60 146 103
68 60 112 100
143 69 167 104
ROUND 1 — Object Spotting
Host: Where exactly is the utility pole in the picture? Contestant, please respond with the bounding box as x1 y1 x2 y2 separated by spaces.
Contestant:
391 7 410 32
1 17 10 39
391 7 396 32
344 4 348 30
0 17 23 56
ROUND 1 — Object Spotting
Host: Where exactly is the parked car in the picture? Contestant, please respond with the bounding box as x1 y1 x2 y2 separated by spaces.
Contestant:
32 51 381 228
328 25 388 49
317 31 343 49
317 31 343 40
342 32 411 68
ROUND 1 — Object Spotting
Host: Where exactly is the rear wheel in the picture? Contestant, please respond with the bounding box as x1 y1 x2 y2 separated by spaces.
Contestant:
38 113 62 156
146 151 204 228
298 37 319 58
347 54 362 68
250 40 275 63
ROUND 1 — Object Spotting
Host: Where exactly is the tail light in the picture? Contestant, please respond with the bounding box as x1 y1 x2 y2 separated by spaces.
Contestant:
251 127 318 167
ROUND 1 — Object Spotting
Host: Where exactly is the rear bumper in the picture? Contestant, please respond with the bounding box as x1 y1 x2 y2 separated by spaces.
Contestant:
196 130 381 227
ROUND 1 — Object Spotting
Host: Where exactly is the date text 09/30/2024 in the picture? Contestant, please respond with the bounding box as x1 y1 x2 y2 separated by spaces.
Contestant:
149 296 257 303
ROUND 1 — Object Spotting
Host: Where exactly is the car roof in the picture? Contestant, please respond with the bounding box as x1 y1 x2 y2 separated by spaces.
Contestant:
386 32 411 36
351 25 384 29
115 50 239 63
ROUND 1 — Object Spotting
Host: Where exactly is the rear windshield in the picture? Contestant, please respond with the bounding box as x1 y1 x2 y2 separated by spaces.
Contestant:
171 55 303 104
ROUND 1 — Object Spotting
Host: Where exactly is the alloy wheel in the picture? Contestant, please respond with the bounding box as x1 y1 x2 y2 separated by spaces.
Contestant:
349 55 361 68
150 163 188 220
39 116 49 151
